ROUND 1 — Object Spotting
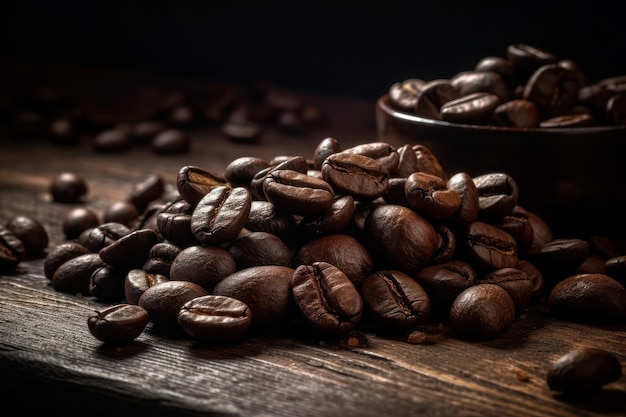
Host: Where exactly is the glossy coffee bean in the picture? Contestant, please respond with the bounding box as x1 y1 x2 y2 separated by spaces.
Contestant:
262 169 335 216
481 267 533 314
412 144 446 180
227 231 292 270
450 71 510 103
191 186 252 245
156 212 196 248
224 156 271 188
446 172 479 226
169 244 236 292
492 99 541 128
414 79 460 120
342 142 399 176
547 348 622 393
460 221 519 271
441 92 500 125
250 155 309 200
52 253 107 295
212 265 295 329
296 195 355 238
430 223 456 264
245 200 294 239
103 201 140 227
405 172 461 220
176 165 229 207
93 127 132 153
88 304 149 345
99 228 160 269
605 255 626 285
360 269 430 332
392 144 419 178
89 265 127 301
449 283 516 340
126 174 165 213
321 152 389 201
178 295 252 342
388 78 426 112
152 129 190 154
548 273 626 323
138 280 209 327
43 241 90 280
292 262 363 337
0 225 25 271
124 268 169 305
142 242 182 277
473 173 519 220
313 136 342 170
62 207 100 240
5 215 48 258
523 64 580 119
415 260 478 311
80 222 131 253
49 171 88 203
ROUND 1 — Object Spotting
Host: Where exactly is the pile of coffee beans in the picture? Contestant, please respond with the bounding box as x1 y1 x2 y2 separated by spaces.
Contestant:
0 80 328 152
387 43 626 128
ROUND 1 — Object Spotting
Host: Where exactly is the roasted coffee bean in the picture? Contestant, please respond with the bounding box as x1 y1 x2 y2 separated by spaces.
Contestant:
321 152 389 201
460 221 519 271
493 205 534 255
5 215 49 258
606 93 626 125
124 268 169 305
296 194 355 238
0 225 25 271
88 304 149 345
126 174 165 213
474 56 516 87
142 242 182 277
263 169 335 216
388 78 427 112
342 142 399 176
392 144 419 178
43 241 90 280
383 177 410 206
178 295 253 342
103 201 140 227
156 212 197 248
49 171 88 203
449 283 516 340
492 99 541 128
80 222 131 253
450 71 510 103
440 92 500 125
98 228 160 269
313 137 342 170
169 244 236 292
547 348 623 393
548 273 626 323
138 280 209 327
575 255 607 274
473 172 519 220
224 156 271 188
62 207 100 240
360 269 430 333
539 113 594 128
191 186 251 245
506 43 557 84
291 262 363 337
131 120 165 144
222 120 263 143
227 231 292 269
446 172 479 226
176 165 229 206
412 144 446 180
152 129 190 154
528 238 591 287
250 155 309 200
405 172 461 220
212 265 295 329
605 255 626 285
92 126 133 153
430 223 456 264
481 267 533 314
89 265 127 301
414 79 460 120
523 64 581 119
292 233 373 287
415 260 478 311
364 204 438 274
516 259 545 304
245 200 294 239
52 252 106 295
526 210 555 254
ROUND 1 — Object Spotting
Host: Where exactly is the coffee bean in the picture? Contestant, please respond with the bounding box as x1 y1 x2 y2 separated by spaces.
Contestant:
88 304 150 345
405 172 461 220
62 207 100 240
98 228 160 269
138 280 209 327
191 186 252 245
89 265 127 301
415 260 478 312
547 348 623 393
5 215 49 258
124 268 169 305
49 171 88 203
152 129 190 154
262 169 335 216
227 231 292 270
43 241 89 280
0 225 25 271
224 156 271 188
52 252 107 295
321 152 389 201
126 174 165 213
460 221 519 271
178 295 253 342
440 92 501 125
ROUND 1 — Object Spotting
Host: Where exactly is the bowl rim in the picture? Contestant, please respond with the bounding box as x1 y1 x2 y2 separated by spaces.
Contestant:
377 93 626 135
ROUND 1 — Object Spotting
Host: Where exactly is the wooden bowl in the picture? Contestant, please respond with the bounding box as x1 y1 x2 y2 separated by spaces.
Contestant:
376 93 626 238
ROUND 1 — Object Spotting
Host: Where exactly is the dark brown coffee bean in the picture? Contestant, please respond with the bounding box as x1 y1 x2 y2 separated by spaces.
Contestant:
292 262 363 337
0 225 25 271
5 215 49 258
98 228 160 269
481 267 533 314
152 129 190 154
389 78 427 112
52 253 107 295
529 238 591 274
450 71 510 103
605 256 626 285
49 171 88 203
313 137 342 170
547 348 623 393
138 280 209 327
89 265 127 301
405 172 461 220
103 201 140 227
548 273 626 323
124 268 169 305
523 64 581 119
156 212 196 248
88 304 149 345
296 195 355 238
516 259 545 304
212 265 295 329
492 99 541 128
245 200 294 239
43 241 90 280
575 255 607 274
142 242 182 277
446 172 479 226
250 156 309 200
80 222 131 253
224 156 271 188
539 113 595 128
178 295 253 342
227 231 292 270
430 223 456 264
176 165 229 206
414 79 460 120
292 233 373 287
321 152 389 201
473 173 519 220
169 244 236 292
415 260 478 311
440 92 500 125
364 204 438 274
526 210 554 255
342 142 399 177
222 120 263 143
361 269 430 333
263 170 335 216
506 43 557 83
191 186 251 245
461 221 519 271
412 144 446 180
126 174 165 213
474 56 516 87
93 126 132 153
449 283 516 340
392 144 419 178
62 207 100 240
383 177 410 206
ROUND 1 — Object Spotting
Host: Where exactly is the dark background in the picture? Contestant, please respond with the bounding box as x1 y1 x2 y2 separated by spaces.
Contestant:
2 1 626 100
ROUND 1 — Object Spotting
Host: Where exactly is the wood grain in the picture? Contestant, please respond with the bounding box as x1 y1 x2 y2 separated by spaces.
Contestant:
0 67 625 417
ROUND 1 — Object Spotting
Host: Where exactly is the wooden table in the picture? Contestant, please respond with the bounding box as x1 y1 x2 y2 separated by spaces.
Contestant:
1 65 625 417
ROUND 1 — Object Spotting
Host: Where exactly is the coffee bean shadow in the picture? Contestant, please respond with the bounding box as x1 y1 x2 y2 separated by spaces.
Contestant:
481 304 555 350
95 340 149 359
552 388 626 414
